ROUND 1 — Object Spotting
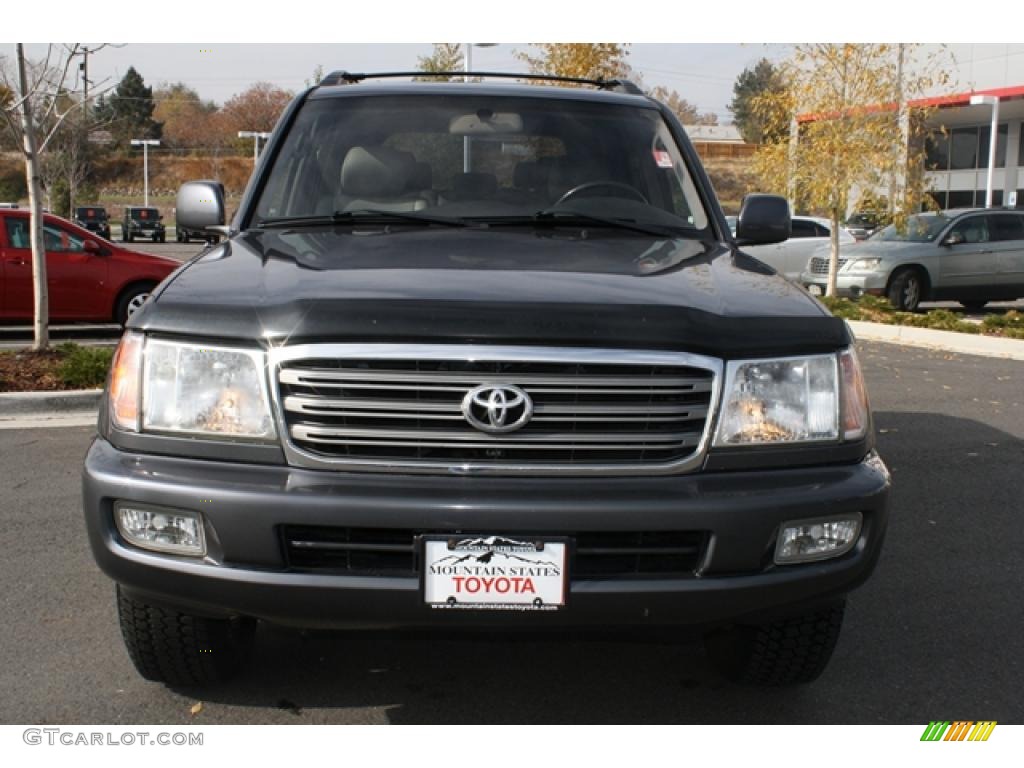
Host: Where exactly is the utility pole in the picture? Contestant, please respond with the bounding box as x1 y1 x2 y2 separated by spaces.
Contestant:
462 43 497 172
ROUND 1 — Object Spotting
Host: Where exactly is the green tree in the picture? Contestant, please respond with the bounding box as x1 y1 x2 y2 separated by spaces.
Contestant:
414 44 463 82
729 58 786 144
103 66 161 145
515 44 630 83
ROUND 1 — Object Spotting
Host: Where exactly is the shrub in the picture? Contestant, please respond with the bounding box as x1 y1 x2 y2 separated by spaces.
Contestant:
57 343 114 389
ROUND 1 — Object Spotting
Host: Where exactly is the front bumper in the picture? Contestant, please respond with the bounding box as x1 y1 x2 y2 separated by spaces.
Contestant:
802 272 887 299
83 438 891 630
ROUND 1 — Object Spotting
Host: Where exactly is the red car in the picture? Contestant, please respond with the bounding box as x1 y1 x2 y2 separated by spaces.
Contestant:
0 209 179 325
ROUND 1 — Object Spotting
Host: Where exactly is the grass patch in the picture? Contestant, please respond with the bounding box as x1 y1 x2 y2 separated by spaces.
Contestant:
819 295 1023 338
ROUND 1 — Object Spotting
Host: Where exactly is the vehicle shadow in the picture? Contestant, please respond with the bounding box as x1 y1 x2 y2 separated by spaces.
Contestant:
176 410 1024 724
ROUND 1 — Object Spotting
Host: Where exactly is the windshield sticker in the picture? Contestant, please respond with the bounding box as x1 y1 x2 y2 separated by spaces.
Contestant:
653 149 674 168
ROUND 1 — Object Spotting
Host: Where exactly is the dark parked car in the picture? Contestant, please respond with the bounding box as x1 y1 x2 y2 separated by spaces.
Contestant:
0 209 179 324
73 206 111 240
844 211 885 241
84 73 890 688
122 206 165 243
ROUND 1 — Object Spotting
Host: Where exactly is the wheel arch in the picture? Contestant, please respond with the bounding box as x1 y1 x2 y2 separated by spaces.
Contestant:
112 279 160 323
885 263 932 301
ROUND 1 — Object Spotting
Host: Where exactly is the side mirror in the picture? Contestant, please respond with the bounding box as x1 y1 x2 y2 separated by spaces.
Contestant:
176 180 226 236
735 193 791 245
942 231 964 246
83 239 102 255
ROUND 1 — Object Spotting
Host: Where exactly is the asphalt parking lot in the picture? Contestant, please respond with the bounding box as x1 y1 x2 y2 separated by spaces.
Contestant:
0 341 1020 724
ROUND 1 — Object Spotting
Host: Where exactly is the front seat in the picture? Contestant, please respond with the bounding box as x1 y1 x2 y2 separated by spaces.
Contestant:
335 146 428 212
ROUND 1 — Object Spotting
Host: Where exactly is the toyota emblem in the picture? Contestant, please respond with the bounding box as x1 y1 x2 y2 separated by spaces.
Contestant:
461 384 533 434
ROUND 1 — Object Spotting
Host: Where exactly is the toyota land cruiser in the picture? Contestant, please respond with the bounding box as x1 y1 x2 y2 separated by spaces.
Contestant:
83 71 890 688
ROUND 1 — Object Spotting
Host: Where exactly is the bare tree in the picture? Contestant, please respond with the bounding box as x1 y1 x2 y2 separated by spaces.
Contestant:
0 44 112 349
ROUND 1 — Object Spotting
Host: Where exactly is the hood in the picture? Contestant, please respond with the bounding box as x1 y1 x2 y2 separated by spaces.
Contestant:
135 227 850 358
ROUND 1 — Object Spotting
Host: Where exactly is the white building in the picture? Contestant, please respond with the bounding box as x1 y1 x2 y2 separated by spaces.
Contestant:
922 86 1024 209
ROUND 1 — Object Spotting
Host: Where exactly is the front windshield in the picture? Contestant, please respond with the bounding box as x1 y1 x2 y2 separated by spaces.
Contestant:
77 208 107 220
874 214 950 242
253 92 710 234
130 208 158 221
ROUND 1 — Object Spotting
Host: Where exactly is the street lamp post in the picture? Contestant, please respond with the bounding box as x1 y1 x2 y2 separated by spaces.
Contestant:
970 94 1001 208
130 139 160 206
238 131 271 166
462 43 498 172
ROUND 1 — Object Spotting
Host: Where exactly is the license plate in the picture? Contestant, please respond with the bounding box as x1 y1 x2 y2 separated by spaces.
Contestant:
423 536 567 611
807 284 823 296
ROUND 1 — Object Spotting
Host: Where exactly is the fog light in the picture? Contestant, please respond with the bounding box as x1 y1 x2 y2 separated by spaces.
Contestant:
115 502 206 556
774 513 862 564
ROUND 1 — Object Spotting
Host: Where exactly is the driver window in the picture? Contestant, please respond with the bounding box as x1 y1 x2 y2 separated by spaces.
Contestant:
43 224 85 252
4 218 29 248
950 217 989 244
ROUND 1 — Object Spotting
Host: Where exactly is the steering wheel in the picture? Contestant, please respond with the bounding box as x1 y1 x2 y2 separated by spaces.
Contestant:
554 181 648 207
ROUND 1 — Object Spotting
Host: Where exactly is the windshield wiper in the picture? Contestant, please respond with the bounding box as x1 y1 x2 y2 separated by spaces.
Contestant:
530 209 681 238
258 209 472 229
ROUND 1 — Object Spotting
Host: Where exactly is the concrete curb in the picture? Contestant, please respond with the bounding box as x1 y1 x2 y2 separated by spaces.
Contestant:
0 389 102 418
848 320 1024 361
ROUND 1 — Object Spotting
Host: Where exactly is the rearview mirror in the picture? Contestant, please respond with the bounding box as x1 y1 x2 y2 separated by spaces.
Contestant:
735 193 791 245
450 111 524 136
176 180 226 235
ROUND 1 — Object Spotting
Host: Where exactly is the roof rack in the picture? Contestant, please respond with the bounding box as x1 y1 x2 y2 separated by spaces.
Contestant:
318 70 645 96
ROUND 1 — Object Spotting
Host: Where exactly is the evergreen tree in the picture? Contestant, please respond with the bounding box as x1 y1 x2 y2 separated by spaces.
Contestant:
106 66 161 145
729 58 786 144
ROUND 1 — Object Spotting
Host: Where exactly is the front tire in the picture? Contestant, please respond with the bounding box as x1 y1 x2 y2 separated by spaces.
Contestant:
887 269 924 312
117 586 255 686
705 601 846 686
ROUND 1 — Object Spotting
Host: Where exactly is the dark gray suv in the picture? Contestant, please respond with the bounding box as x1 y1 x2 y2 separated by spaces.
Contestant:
83 72 890 688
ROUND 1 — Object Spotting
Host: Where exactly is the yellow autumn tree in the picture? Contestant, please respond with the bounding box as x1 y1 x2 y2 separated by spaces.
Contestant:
753 44 950 297
515 44 630 84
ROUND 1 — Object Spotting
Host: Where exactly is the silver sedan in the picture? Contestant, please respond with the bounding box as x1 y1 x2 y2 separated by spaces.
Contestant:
800 209 1024 311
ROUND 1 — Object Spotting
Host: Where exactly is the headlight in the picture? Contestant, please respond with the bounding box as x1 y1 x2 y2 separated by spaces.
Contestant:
712 348 870 447
843 257 882 273
108 333 276 440
713 354 839 446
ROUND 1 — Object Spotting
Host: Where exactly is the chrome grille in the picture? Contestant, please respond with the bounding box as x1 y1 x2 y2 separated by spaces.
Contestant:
810 256 848 275
270 345 721 475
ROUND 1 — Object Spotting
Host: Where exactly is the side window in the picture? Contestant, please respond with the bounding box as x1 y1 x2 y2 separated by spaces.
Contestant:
950 217 989 244
989 214 1024 242
4 218 29 248
790 220 817 238
42 224 85 253
813 223 831 238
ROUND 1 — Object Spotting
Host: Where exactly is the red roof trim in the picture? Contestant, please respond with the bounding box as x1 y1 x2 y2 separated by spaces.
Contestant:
797 84 1024 123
